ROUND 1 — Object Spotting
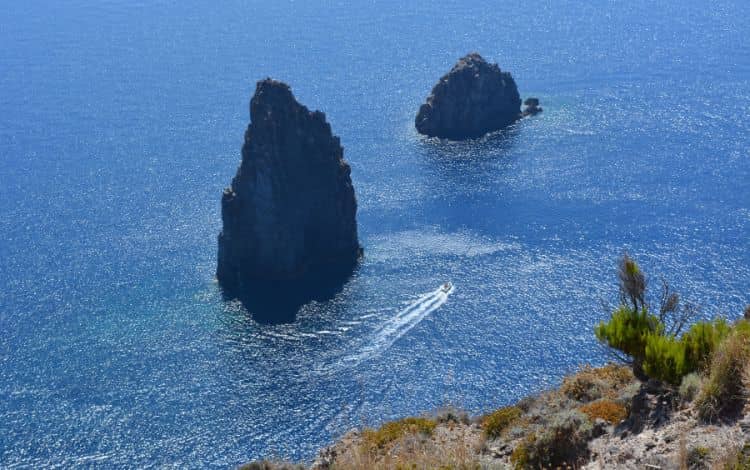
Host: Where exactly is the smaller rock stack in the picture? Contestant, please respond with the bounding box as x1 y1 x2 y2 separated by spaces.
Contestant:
415 53 522 140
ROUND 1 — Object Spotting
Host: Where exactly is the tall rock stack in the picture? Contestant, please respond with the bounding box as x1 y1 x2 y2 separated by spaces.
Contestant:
415 53 522 140
217 79 360 294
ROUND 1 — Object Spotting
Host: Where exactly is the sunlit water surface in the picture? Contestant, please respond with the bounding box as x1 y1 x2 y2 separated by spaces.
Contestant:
2 0 749 466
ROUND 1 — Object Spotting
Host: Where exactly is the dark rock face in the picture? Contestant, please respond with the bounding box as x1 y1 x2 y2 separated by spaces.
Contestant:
622 381 678 435
415 53 522 140
217 79 360 295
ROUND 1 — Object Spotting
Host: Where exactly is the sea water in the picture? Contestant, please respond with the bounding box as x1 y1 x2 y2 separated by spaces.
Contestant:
1 0 749 466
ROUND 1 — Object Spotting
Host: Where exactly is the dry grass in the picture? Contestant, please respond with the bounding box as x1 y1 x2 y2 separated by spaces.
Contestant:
332 420 481 470
560 364 634 402
333 446 480 470
696 325 750 422
579 399 627 424
679 372 703 403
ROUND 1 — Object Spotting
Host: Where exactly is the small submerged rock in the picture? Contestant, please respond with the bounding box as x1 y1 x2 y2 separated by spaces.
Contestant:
217 79 360 295
522 97 543 116
415 53 522 140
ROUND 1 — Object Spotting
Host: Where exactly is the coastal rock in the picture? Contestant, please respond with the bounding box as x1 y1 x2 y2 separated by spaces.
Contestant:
522 97 543 116
415 53 522 140
217 79 360 294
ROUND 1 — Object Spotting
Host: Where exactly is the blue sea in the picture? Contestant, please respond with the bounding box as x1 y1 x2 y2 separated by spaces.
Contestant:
2 0 749 466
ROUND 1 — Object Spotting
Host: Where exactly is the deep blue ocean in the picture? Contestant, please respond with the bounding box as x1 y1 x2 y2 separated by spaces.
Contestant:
2 0 749 467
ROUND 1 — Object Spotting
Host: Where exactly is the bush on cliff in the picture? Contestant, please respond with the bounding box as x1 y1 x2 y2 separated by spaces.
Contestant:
510 410 593 469
560 363 634 402
681 318 732 367
361 417 437 450
595 305 661 376
696 321 750 422
642 318 730 385
481 406 522 439
594 255 732 385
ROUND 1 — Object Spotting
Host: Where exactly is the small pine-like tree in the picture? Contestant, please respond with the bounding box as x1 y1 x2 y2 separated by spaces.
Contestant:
618 254 646 313
597 255 702 383
643 333 687 385
595 305 661 380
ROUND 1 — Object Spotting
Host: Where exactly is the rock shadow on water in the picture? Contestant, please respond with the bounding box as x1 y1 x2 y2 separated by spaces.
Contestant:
219 263 359 325
417 123 521 160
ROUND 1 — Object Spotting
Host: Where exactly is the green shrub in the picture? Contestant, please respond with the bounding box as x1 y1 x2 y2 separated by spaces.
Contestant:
598 292 733 385
481 406 522 439
682 318 731 369
643 332 687 385
642 319 730 385
595 305 661 363
733 319 750 339
647 318 733 384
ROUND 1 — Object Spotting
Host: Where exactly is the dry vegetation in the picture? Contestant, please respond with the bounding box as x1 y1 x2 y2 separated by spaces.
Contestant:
579 399 627 424
560 363 634 402
324 413 481 470
696 322 750 422
305 363 639 469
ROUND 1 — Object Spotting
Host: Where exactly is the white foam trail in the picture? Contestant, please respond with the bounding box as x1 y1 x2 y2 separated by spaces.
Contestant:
341 285 454 366
357 313 380 320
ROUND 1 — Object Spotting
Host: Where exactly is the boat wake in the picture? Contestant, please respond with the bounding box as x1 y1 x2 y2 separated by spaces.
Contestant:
340 283 454 367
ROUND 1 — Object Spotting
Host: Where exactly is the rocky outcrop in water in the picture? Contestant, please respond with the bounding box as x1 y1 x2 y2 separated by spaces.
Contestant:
217 79 360 293
522 97 543 116
415 53 522 140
